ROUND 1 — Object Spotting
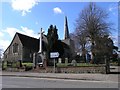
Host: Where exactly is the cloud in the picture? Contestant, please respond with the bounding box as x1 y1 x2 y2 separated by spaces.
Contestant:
109 7 117 12
20 26 39 38
0 39 10 52
53 7 63 14
0 31 11 53
0 31 4 37
108 4 117 16
1 26 39 52
35 21 38 25
108 4 117 11
11 0 40 16
4 26 39 38
4 27 19 38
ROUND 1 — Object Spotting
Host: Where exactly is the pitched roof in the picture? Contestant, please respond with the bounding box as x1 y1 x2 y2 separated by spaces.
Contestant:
64 16 70 39
16 33 39 51
17 32 47 52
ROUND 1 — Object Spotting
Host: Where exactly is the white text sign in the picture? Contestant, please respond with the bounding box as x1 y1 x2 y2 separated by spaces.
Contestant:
50 52 59 58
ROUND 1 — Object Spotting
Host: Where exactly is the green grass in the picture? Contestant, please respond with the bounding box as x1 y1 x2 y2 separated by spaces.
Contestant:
22 63 33 67
2 62 33 70
2 61 7 69
57 63 69 67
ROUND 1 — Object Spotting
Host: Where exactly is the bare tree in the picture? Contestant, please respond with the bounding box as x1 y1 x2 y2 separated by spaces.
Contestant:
74 3 112 63
69 33 80 53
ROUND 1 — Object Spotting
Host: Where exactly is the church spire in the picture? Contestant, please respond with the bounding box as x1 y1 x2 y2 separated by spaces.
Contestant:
64 16 69 39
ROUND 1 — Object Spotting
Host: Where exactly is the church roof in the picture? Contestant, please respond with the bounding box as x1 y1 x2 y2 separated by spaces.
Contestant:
4 32 47 54
16 32 39 51
64 16 70 39
17 32 47 52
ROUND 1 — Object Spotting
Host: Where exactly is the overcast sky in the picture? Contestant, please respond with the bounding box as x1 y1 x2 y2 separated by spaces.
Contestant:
0 0 119 52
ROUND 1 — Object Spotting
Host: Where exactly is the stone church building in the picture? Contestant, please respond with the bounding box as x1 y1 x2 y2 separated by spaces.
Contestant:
3 32 47 63
3 16 75 64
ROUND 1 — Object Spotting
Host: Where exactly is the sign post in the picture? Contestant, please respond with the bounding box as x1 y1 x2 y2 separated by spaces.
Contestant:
54 58 55 73
50 52 59 73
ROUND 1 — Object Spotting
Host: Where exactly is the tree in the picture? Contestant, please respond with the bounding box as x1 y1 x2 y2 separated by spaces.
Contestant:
74 2 112 63
70 32 87 62
47 25 58 59
46 25 64 65
94 35 113 64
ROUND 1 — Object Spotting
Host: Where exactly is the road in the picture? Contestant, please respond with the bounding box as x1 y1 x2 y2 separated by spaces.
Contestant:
2 76 118 88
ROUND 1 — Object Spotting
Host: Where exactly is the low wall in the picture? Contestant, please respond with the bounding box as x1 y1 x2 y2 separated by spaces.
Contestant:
4 65 106 74
35 66 106 74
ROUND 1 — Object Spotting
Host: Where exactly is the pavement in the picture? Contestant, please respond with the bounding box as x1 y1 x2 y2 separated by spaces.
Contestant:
1 71 119 82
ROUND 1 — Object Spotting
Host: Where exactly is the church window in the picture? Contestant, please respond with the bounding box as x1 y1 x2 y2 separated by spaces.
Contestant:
13 43 19 53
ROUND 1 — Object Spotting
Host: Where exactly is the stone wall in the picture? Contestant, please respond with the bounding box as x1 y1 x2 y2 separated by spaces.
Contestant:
4 34 23 62
35 66 106 74
4 65 106 74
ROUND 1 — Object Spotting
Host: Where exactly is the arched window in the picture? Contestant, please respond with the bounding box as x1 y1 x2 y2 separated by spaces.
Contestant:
13 43 19 53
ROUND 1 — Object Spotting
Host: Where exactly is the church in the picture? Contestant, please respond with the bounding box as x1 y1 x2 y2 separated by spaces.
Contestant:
3 16 75 66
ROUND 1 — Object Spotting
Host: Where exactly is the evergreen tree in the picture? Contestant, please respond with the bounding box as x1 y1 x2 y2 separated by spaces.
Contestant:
46 25 64 65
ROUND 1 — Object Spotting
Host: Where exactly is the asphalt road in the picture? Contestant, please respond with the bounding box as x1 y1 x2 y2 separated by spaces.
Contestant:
2 76 118 88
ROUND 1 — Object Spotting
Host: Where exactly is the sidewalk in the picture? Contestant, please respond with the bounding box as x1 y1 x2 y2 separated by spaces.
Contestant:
1 71 119 82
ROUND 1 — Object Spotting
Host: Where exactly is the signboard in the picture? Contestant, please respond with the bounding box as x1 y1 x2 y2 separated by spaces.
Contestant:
50 52 59 73
50 52 59 58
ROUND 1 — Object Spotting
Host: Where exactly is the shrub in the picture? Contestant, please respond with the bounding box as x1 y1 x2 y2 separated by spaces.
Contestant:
24 65 32 71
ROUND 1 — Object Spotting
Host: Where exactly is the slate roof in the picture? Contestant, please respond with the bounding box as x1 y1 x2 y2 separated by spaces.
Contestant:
17 32 47 52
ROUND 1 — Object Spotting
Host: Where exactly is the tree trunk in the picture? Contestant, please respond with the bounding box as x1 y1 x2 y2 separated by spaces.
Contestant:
82 45 86 63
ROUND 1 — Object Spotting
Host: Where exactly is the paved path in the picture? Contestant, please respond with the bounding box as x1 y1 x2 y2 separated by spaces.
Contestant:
1 71 119 82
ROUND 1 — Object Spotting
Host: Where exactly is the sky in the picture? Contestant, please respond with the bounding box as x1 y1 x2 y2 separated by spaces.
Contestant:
0 0 119 53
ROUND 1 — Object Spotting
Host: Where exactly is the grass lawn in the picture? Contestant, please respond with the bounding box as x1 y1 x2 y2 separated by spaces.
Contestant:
22 63 33 67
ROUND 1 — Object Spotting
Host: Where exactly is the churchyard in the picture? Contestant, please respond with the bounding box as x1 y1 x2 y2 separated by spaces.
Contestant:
2 56 120 74
2 3 120 74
